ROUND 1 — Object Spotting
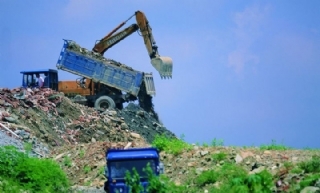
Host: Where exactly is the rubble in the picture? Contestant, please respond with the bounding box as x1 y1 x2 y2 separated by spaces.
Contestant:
0 87 175 156
1 87 320 192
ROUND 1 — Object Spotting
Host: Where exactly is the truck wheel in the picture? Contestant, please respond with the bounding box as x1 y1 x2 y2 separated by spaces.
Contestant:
95 96 115 110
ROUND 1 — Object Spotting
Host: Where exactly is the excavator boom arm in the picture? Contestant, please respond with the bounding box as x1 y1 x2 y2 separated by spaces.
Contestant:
93 24 139 55
135 11 158 59
92 10 173 78
135 11 173 78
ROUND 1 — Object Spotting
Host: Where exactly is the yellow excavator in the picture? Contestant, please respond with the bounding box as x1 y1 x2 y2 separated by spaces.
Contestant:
92 10 173 79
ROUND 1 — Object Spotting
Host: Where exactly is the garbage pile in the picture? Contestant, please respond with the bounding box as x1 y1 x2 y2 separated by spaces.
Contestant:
0 87 176 158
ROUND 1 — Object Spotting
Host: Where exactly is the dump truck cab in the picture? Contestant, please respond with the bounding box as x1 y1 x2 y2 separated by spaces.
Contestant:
104 147 164 193
20 69 58 90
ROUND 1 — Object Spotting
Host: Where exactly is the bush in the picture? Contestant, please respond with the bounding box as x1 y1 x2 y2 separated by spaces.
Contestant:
193 163 273 193
298 155 320 173
299 173 320 189
152 134 192 155
212 152 227 162
124 163 187 193
260 140 289 150
194 169 218 187
0 145 70 193
125 167 143 193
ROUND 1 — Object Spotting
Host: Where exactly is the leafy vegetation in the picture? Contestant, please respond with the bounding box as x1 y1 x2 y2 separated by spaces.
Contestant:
63 155 72 167
83 165 91 174
211 138 224 147
0 145 70 193
125 167 144 193
124 163 187 193
150 135 320 192
298 155 320 173
152 134 192 155
79 149 85 158
259 139 290 150
123 161 274 193
212 152 227 163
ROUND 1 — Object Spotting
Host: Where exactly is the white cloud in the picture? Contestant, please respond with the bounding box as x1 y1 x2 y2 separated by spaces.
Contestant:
228 50 259 74
63 0 107 21
227 4 270 75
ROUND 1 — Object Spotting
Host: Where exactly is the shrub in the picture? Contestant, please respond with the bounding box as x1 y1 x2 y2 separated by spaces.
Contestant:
83 165 91 174
144 163 168 193
260 140 289 150
298 155 320 173
79 149 85 158
152 134 192 155
15 156 70 192
299 173 320 189
194 169 218 187
0 146 27 178
211 138 224 147
125 168 143 193
0 146 70 193
193 163 273 193
63 155 72 167
212 152 227 162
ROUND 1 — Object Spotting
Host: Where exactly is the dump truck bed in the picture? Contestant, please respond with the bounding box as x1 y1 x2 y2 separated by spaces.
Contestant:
56 40 151 96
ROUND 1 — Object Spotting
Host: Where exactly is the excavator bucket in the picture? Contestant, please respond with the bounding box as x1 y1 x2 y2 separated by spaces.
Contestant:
151 56 173 79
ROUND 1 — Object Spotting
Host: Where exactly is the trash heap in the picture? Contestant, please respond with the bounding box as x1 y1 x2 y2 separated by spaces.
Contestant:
0 87 176 158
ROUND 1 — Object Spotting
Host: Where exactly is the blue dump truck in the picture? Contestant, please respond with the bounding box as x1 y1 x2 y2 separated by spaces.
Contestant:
21 10 173 115
21 40 157 114
104 147 164 193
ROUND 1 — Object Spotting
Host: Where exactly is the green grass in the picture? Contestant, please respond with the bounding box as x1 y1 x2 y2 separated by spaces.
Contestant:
298 155 320 173
0 145 70 193
125 136 320 193
79 149 85 158
211 138 224 147
83 165 91 174
212 152 227 162
63 155 72 167
259 139 290 150
152 134 192 155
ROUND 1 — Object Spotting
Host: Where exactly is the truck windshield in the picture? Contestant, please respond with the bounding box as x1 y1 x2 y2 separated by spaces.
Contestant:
23 74 36 87
109 159 156 179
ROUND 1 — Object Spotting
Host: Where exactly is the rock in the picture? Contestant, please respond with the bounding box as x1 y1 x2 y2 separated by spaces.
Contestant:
4 116 17 123
249 166 266 174
200 150 209 156
130 132 140 139
235 154 243 163
120 123 129 130
188 162 196 167
54 153 66 160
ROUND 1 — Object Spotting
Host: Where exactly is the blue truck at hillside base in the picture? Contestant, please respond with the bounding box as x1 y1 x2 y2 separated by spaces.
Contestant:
104 147 164 193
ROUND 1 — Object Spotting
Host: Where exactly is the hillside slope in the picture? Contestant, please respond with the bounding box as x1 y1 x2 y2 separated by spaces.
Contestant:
1 87 320 193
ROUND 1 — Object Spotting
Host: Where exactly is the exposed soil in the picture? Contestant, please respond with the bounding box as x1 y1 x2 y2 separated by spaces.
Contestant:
1 87 320 192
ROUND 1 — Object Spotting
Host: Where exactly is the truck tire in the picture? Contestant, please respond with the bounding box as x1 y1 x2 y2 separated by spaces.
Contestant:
94 96 115 110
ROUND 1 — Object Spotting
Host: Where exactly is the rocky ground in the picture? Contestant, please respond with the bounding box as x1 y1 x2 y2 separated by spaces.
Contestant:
1 87 320 193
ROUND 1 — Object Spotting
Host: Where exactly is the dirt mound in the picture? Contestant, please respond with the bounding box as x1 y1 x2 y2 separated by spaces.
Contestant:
0 87 176 151
2 87 319 192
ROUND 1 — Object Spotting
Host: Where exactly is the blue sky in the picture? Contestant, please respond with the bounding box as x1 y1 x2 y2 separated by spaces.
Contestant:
1 0 320 148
